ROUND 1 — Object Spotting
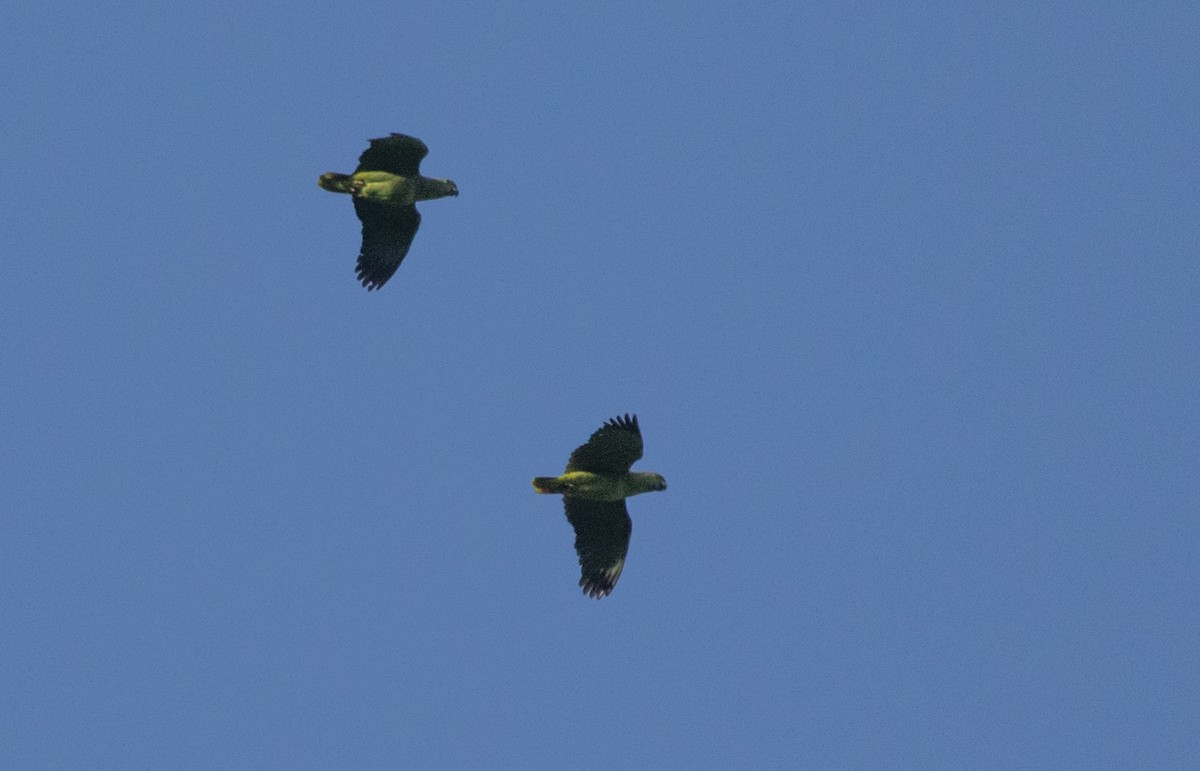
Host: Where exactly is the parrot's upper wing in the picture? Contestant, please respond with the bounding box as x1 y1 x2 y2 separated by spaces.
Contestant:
355 134 429 177
566 414 644 474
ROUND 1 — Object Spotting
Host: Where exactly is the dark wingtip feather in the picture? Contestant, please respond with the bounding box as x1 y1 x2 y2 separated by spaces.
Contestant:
354 261 389 291
606 413 638 432
580 576 615 599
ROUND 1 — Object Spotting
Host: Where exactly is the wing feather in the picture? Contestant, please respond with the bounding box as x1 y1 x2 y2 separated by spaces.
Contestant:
563 499 632 598
353 200 420 290
355 134 429 177
566 414 644 474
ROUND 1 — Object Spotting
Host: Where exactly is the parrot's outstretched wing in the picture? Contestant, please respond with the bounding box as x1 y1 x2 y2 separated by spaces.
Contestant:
566 414 644 474
563 498 632 599
353 200 420 291
356 133 428 176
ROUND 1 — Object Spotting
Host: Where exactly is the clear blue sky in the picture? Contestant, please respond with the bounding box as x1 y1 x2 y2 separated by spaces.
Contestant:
3 2 1197 768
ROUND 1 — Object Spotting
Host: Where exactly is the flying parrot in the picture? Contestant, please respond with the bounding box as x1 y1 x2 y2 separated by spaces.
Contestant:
533 414 667 598
318 133 458 290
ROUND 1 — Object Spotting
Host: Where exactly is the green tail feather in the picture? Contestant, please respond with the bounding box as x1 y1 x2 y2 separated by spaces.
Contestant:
532 477 566 494
318 172 355 193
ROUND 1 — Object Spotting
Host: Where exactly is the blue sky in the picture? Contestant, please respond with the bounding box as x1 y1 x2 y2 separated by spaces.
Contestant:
2 2 1197 767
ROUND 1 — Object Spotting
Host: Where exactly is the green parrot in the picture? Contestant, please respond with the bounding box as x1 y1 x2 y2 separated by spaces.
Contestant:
318 133 458 290
533 414 667 598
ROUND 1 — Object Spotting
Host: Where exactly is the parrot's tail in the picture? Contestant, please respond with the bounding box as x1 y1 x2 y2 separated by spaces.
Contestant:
532 477 566 494
318 172 355 193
